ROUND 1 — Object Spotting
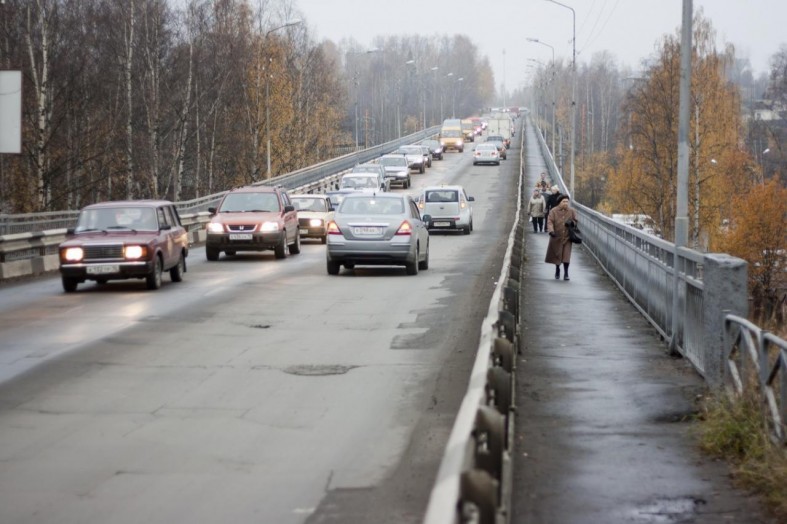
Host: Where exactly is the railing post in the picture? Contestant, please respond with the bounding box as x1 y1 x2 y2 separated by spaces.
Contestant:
703 253 748 387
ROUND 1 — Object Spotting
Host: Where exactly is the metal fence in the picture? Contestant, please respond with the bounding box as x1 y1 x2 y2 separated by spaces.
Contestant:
530 118 748 386
724 314 787 444
423 118 525 524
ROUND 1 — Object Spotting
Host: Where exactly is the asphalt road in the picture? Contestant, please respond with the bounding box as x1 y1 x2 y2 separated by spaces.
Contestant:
0 134 520 524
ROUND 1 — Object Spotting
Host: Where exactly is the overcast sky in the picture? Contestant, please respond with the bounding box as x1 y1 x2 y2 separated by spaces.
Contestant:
293 0 785 93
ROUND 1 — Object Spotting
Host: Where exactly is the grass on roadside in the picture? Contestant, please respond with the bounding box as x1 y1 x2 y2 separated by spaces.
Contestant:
697 389 787 519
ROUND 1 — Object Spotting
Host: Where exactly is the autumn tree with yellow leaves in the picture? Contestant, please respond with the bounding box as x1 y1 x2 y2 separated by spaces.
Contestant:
604 13 753 247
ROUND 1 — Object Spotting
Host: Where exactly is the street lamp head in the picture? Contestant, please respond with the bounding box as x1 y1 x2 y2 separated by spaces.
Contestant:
526 37 540 43
430 66 439 71
405 60 415 65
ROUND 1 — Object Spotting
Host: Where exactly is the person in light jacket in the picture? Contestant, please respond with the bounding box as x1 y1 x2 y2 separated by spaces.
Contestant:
545 194 578 280
527 189 546 233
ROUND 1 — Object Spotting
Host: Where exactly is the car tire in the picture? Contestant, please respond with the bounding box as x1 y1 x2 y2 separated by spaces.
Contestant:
170 253 185 282
274 236 287 259
320 235 327 245
470 219 474 232
459 148 464 153
418 242 429 270
327 260 340 275
62 277 78 293
206 247 220 261
463 224 471 235
289 231 301 255
419 164 424 174
146 255 163 290
405 247 419 276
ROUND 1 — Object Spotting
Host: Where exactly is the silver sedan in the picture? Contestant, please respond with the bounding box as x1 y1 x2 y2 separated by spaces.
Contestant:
326 193 430 275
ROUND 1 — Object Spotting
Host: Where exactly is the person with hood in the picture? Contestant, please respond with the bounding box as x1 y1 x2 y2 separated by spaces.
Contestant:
527 189 546 233
545 185 561 220
545 194 578 280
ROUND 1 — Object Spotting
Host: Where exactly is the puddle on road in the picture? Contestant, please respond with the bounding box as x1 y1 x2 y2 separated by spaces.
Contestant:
283 364 357 376
630 497 707 522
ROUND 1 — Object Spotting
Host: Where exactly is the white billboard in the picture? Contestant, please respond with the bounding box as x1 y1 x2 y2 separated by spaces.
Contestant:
0 70 22 154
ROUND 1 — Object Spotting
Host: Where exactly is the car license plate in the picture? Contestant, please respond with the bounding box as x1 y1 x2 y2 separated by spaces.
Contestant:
353 227 383 236
229 233 253 240
87 265 119 275
434 221 451 227
299 228 308 235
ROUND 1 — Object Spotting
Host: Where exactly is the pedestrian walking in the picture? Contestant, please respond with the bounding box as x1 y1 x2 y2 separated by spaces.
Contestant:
544 185 561 220
545 195 578 280
527 189 546 233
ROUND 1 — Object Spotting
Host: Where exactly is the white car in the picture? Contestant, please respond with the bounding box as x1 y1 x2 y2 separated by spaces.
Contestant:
418 185 475 235
290 194 334 244
472 143 500 165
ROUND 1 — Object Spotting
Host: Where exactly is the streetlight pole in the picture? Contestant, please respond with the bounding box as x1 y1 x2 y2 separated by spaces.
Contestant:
545 0 575 198
526 37 556 154
430 66 439 126
264 19 301 179
443 73 453 122
453 77 463 118
670 0 692 354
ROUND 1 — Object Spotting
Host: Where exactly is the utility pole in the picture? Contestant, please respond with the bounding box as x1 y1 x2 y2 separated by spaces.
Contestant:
670 0 692 354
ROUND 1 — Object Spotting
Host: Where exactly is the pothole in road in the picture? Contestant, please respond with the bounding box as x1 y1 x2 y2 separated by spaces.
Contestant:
631 497 707 522
283 364 357 376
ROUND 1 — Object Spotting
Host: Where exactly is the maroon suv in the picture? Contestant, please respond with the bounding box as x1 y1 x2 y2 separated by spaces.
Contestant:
58 200 189 292
205 186 300 260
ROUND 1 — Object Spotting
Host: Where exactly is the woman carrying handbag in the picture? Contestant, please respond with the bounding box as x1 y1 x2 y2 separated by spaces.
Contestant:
545 195 579 281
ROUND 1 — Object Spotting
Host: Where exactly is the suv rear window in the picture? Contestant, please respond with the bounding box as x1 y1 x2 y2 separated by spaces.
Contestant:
425 190 458 203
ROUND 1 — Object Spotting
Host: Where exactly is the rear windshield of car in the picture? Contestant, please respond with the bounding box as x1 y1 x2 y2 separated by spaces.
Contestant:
424 190 459 203
341 176 379 189
76 206 158 231
380 156 407 166
339 197 404 215
291 197 328 212
219 192 280 212
352 165 381 174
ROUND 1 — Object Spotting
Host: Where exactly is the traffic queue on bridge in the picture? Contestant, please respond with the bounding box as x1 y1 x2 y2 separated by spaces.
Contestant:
57 112 516 290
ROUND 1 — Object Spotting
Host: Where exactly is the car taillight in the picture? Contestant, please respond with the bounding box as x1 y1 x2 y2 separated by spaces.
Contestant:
395 221 412 235
327 221 342 235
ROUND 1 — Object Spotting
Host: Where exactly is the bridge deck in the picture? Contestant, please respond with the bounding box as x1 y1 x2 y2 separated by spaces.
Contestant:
511 123 771 523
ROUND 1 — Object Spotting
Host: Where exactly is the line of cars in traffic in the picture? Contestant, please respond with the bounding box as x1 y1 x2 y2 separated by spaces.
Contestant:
56 135 484 290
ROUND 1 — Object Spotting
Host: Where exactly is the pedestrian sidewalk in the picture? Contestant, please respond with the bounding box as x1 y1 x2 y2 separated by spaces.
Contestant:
510 124 773 523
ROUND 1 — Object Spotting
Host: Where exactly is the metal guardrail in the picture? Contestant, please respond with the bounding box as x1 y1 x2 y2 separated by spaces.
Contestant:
724 314 787 444
0 126 441 232
423 118 525 524
530 117 748 386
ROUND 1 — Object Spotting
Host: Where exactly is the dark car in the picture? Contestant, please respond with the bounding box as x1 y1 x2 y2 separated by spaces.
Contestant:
486 136 508 160
58 200 189 292
422 139 444 160
205 186 300 260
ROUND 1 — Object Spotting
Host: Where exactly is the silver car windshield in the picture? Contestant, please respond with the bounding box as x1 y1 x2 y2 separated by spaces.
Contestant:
339 197 404 215
291 198 327 212
380 157 406 167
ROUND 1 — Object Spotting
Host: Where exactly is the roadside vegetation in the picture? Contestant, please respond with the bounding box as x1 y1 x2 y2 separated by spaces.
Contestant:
697 389 787 520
